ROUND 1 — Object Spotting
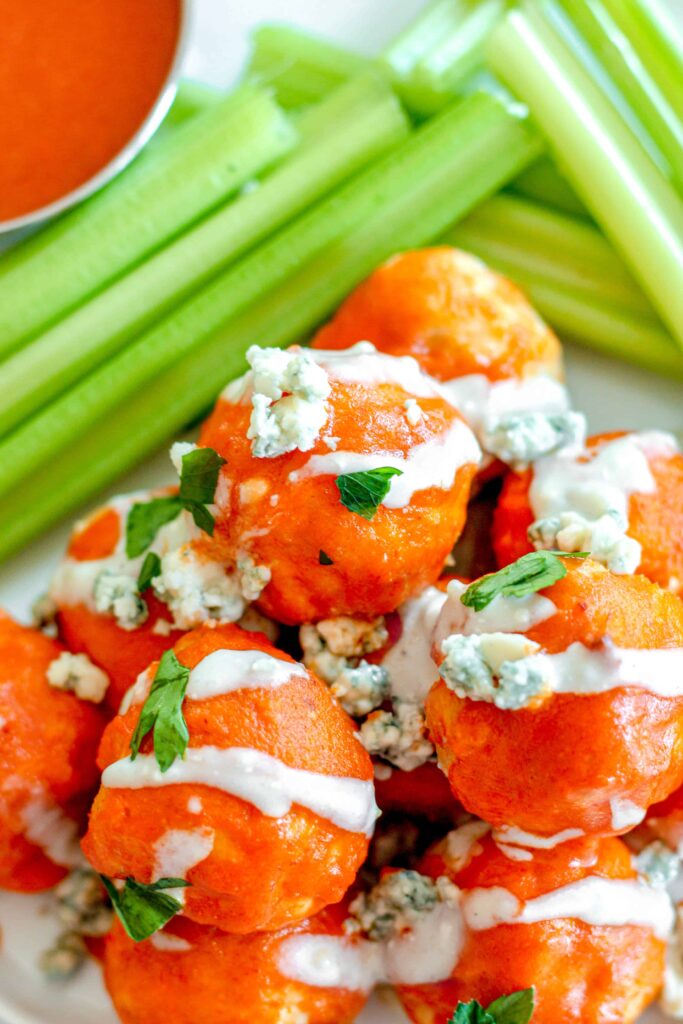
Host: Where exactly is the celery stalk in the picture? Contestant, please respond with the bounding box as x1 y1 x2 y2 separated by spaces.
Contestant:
0 92 541 532
443 201 682 379
165 80 224 127
599 0 683 126
244 24 369 108
509 156 587 218
554 0 683 190
0 87 296 356
450 194 651 316
488 2 683 351
381 0 506 116
0 73 407 437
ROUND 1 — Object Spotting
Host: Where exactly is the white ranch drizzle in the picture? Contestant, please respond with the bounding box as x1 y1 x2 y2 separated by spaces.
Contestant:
462 877 674 939
492 826 584 849
443 373 570 438
20 792 84 869
288 419 481 509
433 578 557 650
150 932 193 953
102 746 378 837
382 586 447 704
277 935 383 992
152 828 215 905
310 343 451 399
609 797 646 831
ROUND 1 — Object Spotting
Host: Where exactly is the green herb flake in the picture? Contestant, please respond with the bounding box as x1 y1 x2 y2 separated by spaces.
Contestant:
126 496 183 559
335 467 403 520
449 989 534 1024
137 552 162 593
130 650 191 772
125 446 227 557
100 876 189 942
461 551 584 611
319 550 334 565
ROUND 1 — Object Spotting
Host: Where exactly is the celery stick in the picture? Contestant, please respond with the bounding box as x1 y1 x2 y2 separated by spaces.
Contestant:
0 73 407 438
385 0 507 116
509 156 587 218
450 194 651 316
245 24 369 108
0 87 296 356
599 0 683 126
0 92 541 522
555 0 683 191
488 2 683 351
165 80 223 127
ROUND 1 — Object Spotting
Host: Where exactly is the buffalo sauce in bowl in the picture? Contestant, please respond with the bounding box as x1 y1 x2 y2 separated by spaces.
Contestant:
0 0 183 224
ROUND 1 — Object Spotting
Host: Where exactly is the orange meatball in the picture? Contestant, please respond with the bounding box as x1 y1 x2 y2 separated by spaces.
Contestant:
493 430 683 593
103 899 370 1024
313 247 562 383
373 762 458 821
426 558 683 835
51 494 187 713
397 829 667 1024
83 623 376 933
199 344 480 624
0 612 104 891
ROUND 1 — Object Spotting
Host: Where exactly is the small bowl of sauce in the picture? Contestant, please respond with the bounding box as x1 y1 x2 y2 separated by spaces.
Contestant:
0 0 188 234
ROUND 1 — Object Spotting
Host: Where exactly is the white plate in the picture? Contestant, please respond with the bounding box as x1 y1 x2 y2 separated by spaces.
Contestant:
0 1 681 1022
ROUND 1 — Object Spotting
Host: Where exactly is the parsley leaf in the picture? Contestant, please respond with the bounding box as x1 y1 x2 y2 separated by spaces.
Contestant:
137 552 162 593
100 875 189 942
487 988 535 1024
449 1002 495 1024
125 446 227 557
336 467 403 520
319 550 334 565
461 551 587 611
130 650 190 772
178 446 226 506
126 496 183 559
449 989 535 1024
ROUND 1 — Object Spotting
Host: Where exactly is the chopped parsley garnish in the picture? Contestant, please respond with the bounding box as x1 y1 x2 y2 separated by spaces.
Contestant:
100 876 189 942
137 552 162 593
125 447 226 557
130 650 190 772
461 551 587 611
319 550 334 565
449 988 534 1024
335 467 403 521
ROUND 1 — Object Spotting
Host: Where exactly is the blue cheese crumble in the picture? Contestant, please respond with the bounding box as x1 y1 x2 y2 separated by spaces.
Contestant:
529 508 641 575
439 633 546 710
359 700 434 771
246 345 331 459
347 870 458 941
635 841 681 889
46 652 110 704
93 571 148 630
299 616 389 717
481 411 585 469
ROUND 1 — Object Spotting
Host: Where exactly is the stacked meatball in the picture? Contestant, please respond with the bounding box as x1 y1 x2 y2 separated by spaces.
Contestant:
3 247 683 1024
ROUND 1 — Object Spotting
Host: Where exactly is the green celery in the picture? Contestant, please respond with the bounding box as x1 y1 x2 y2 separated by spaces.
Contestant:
509 156 588 218
165 80 224 127
0 92 541 543
0 73 407 437
488 1 683 351
444 209 682 379
0 87 295 356
554 0 683 189
383 0 507 116
244 24 369 108
450 194 651 316
599 0 683 126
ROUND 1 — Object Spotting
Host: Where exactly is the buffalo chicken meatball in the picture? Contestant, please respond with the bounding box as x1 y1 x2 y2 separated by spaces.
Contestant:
83 623 377 933
426 556 683 836
312 248 573 469
493 429 683 591
395 826 669 1024
0 612 104 891
198 343 480 623
104 898 371 1024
